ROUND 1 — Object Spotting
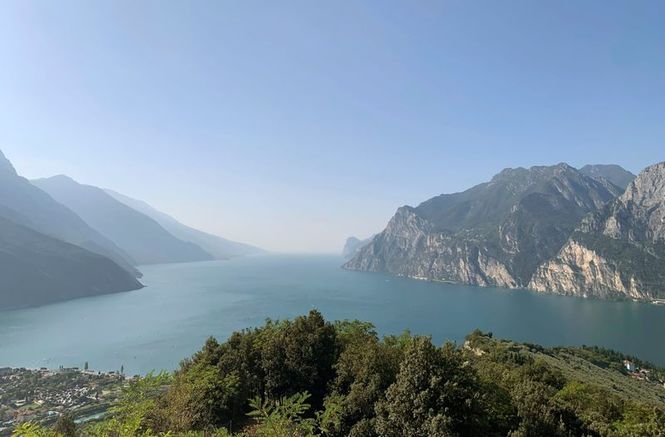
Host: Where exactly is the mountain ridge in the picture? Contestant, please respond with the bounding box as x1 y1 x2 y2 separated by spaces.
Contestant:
0 214 143 310
344 163 639 296
0 151 140 277
33 176 214 265
529 162 665 299
105 189 264 259
579 164 636 191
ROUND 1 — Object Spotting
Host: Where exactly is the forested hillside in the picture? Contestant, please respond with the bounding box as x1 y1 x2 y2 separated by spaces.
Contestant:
14 311 665 437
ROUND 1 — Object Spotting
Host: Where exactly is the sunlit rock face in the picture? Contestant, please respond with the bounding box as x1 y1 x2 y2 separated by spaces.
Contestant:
529 162 665 300
345 164 621 291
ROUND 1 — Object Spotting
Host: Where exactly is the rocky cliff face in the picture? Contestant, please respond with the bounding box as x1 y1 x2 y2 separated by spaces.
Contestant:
342 236 372 260
348 207 519 287
345 164 621 290
529 162 665 299
596 162 665 242
528 240 648 299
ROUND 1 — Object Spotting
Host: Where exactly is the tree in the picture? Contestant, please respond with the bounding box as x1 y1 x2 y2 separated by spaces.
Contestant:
87 371 170 437
375 338 482 437
53 412 77 437
260 310 337 408
161 361 240 432
248 392 317 437
509 380 570 436
11 423 60 437
320 325 406 437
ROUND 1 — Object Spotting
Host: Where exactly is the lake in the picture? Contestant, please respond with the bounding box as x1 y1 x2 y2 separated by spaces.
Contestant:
1 254 664 374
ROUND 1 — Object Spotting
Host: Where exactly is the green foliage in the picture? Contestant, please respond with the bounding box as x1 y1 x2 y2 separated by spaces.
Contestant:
86 371 170 437
259 310 337 408
375 338 483 436
160 361 240 432
247 392 317 436
11 422 61 437
74 313 665 437
53 412 77 437
320 325 406 437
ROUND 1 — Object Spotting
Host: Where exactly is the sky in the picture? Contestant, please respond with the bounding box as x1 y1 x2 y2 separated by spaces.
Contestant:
0 1 664 253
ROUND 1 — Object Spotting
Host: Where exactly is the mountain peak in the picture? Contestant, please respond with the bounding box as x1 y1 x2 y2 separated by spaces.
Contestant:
490 163 576 184
50 174 76 181
552 162 576 172
620 161 665 206
579 164 636 190
37 174 79 185
636 161 665 178
0 149 17 176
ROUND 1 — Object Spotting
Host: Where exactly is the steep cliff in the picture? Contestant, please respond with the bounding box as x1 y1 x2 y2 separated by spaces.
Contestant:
345 164 621 289
529 162 665 299
342 236 372 260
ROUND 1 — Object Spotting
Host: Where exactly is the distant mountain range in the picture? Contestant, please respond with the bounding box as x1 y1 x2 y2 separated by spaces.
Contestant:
105 189 264 259
0 151 139 278
33 176 214 265
0 214 142 310
343 163 665 301
0 149 262 310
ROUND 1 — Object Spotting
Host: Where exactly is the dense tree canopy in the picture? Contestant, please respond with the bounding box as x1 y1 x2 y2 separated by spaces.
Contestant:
18 311 665 437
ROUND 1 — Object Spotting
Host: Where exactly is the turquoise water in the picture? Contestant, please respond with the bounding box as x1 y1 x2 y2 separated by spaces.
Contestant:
1 255 664 374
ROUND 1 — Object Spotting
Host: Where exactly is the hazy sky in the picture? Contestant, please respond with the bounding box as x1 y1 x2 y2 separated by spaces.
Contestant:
1 1 664 252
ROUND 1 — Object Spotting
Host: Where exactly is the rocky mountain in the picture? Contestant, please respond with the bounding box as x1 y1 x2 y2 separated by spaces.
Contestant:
0 213 142 310
580 164 636 191
345 163 621 289
0 151 140 277
342 236 372 260
105 189 264 259
529 162 665 300
33 176 214 265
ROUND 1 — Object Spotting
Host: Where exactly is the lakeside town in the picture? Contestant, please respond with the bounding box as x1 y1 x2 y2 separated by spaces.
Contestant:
0 366 129 436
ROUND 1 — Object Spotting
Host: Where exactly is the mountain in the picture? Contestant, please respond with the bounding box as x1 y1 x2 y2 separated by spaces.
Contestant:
0 214 142 310
0 150 140 277
33 176 214 265
345 163 621 289
105 189 264 259
342 236 372 260
580 164 636 190
529 162 665 300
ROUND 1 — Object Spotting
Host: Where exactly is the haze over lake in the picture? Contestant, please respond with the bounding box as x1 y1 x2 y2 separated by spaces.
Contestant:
1 255 664 375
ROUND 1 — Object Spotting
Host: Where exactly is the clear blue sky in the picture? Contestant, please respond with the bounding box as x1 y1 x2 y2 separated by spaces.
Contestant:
1 1 663 252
